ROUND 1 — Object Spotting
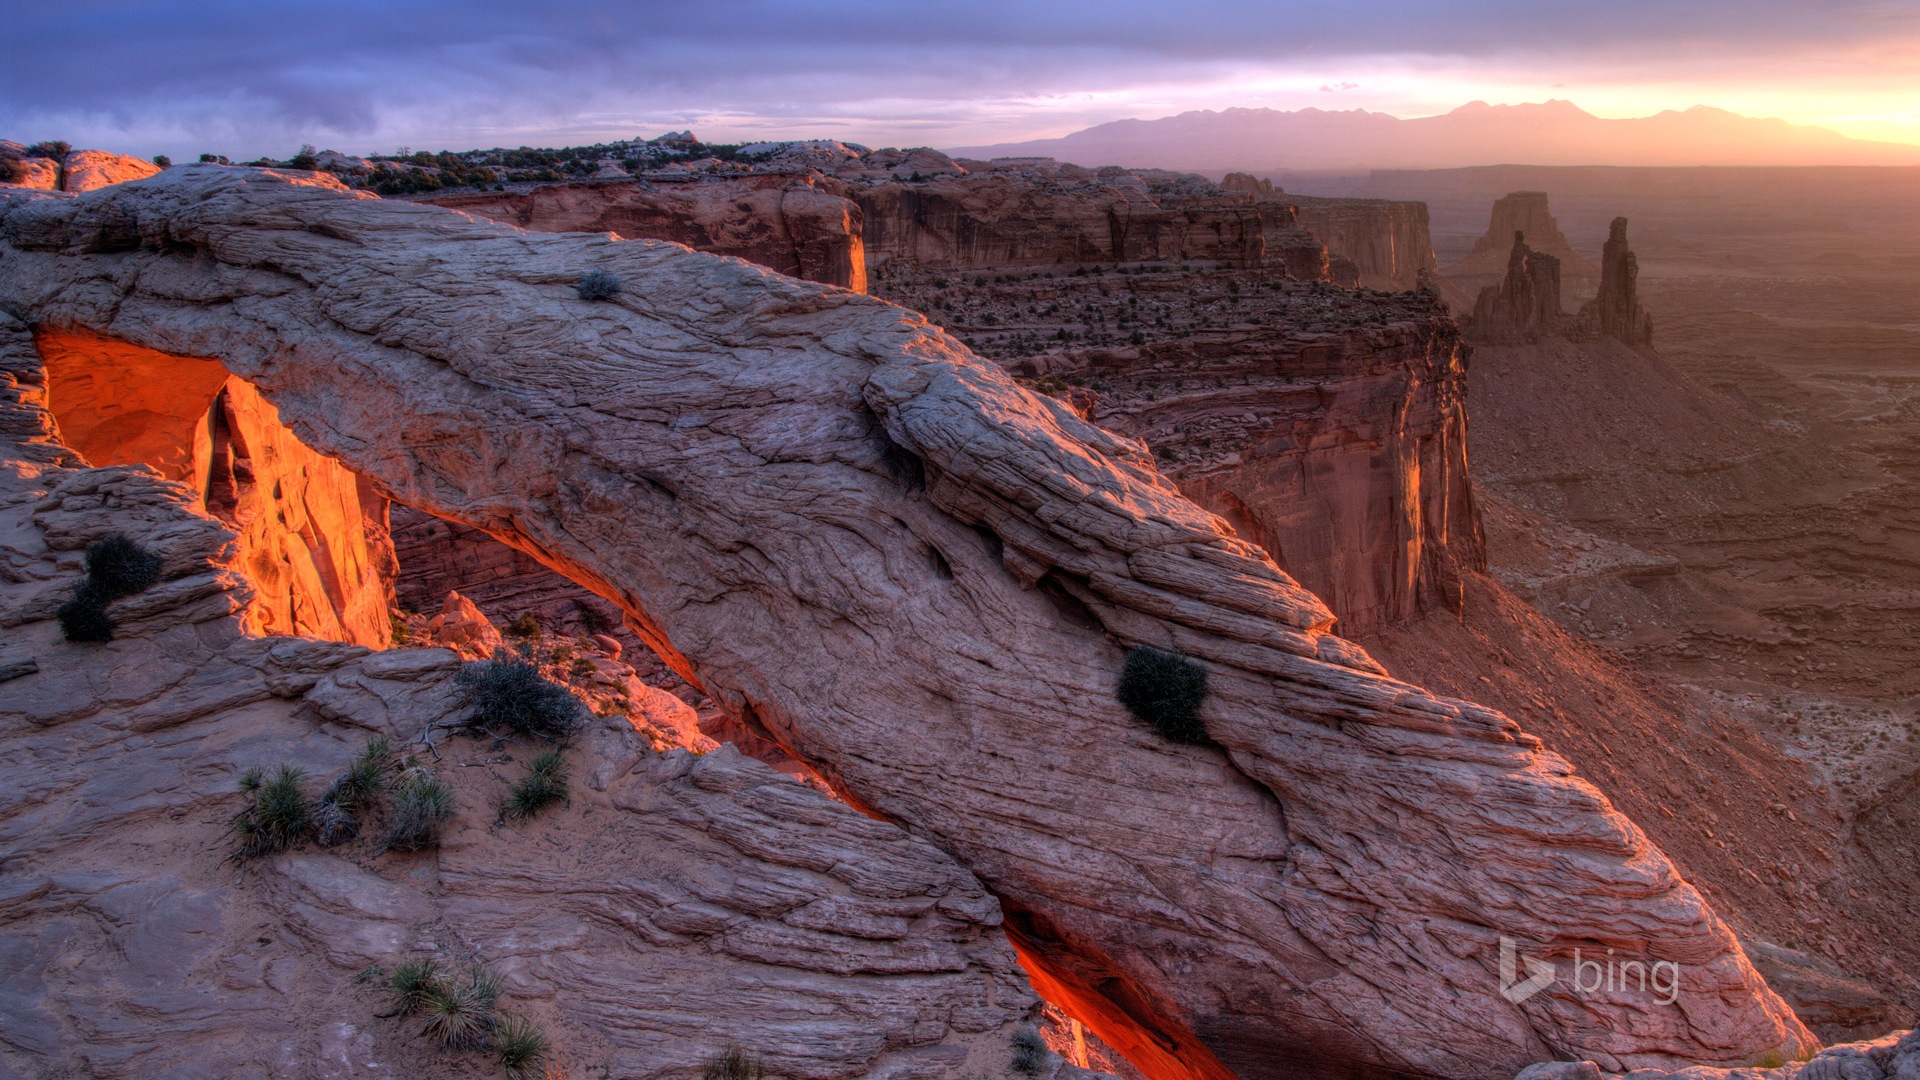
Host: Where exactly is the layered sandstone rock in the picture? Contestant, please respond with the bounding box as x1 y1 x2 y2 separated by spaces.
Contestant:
1511 1029 1919 1080
1468 232 1567 344
884 264 1484 634
1450 191 1598 293
0 144 161 192
1288 193 1445 292
0 309 1063 1080
853 171 1330 278
1576 218 1652 345
0 168 1815 1080
428 174 868 291
35 327 394 647
59 148 162 192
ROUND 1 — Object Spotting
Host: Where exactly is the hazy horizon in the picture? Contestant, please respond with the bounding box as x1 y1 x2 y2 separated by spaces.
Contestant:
5 1 1918 163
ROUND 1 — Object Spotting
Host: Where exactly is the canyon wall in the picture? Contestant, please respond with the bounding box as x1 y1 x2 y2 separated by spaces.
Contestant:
427 174 868 291
1287 193 1442 292
34 327 393 646
853 173 1331 278
0 167 1814 1080
881 263 1484 635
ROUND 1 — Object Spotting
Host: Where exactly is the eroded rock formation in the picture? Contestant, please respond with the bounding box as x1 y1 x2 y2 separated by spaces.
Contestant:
1577 218 1652 345
1467 232 1566 344
0 168 1815 1080
0 142 161 193
1450 191 1597 293
34 326 394 646
0 308 1061 1079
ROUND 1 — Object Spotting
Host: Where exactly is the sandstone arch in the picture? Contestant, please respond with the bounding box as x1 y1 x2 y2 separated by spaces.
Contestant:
0 169 1814 1080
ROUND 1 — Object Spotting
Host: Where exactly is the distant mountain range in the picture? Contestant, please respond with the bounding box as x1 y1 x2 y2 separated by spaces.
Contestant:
946 100 1920 173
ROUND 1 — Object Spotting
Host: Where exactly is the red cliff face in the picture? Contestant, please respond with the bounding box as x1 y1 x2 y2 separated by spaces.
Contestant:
875 265 1484 635
426 175 868 291
853 171 1329 279
1287 194 1443 292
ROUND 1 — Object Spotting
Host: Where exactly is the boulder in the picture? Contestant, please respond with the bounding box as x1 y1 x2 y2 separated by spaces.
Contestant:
424 588 503 656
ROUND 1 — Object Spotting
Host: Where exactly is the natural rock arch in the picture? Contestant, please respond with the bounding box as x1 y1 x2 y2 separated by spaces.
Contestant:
0 168 1813 1080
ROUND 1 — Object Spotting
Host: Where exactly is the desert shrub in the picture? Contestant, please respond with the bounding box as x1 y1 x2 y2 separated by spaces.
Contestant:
504 611 541 638
494 1013 550 1079
419 978 493 1049
389 958 440 1016
576 270 621 301
57 585 114 642
315 737 392 845
1011 1027 1048 1076
327 736 393 809
26 140 70 159
85 534 164 598
152 154 171 168
230 764 314 858
504 751 568 821
702 1047 766 1080
0 154 24 183
1116 646 1210 743
389 614 413 645
386 769 454 851
575 602 614 636
289 144 318 170
457 659 587 740
198 152 229 164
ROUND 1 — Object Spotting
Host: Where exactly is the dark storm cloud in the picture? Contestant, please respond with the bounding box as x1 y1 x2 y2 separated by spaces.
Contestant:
3 1 1911 153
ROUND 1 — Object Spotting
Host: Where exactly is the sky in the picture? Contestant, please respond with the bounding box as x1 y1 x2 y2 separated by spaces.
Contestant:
5 1 1919 161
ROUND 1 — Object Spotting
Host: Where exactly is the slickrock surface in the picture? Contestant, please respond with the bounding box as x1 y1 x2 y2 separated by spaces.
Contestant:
1511 1029 1919 1080
0 168 1815 1080
0 311 1056 1079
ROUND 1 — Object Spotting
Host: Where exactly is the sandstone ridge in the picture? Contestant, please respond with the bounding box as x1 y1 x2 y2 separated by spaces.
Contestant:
0 167 1814 1080
0 310 1059 1079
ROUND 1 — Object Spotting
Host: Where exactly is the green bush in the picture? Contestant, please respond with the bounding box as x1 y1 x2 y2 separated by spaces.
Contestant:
386 769 454 851
26 141 70 160
457 659 586 740
389 958 440 1016
316 737 393 845
1116 646 1210 743
0 154 25 184
152 154 172 168
494 1013 550 1079
576 270 621 301
231 765 314 859
504 612 541 638
504 751 568 821
419 978 492 1049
